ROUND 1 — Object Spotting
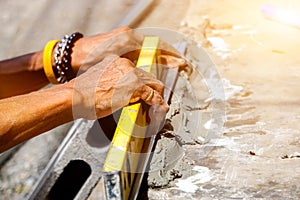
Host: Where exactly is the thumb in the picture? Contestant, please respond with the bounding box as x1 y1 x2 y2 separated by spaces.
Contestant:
158 55 187 68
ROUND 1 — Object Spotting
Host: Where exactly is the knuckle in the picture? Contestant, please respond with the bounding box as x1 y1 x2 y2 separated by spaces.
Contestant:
140 85 148 94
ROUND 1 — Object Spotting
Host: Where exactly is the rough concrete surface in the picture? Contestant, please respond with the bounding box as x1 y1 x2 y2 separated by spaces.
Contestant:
145 0 300 199
1 0 300 200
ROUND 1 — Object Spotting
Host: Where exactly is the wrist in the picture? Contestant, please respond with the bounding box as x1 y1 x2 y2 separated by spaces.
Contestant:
47 83 75 122
43 33 83 84
31 51 44 71
70 38 84 72
62 80 86 119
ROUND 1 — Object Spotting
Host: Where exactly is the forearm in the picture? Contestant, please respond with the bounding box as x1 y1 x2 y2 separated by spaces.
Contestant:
0 29 122 99
0 51 49 98
0 84 74 153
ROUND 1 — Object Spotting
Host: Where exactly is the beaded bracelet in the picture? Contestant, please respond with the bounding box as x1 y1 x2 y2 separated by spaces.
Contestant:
53 32 83 83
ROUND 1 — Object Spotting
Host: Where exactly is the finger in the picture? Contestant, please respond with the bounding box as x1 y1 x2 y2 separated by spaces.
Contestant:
158 55 187 68
130 85 166 106
147 90 169 114
121 49 141 63
133 68 165 96
148 104 169 125
158 40 183 57
145 89 163 105
145 80 164 97
113 57 136 71
122 41 180 64
146 104 169 138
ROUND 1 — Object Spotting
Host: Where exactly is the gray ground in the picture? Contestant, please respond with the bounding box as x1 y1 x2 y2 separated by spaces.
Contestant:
1 0 299 199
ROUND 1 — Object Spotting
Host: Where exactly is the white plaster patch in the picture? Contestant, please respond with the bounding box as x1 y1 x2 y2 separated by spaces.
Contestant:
207 137 241 152
207 37 228 51
204 119 219 130
222 79 243 100
174 166 213 193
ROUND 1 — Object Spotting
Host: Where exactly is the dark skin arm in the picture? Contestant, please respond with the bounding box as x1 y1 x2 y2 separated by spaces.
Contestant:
0 27 186 99
0 56 168 153
0 51 48 99
0 27 186 153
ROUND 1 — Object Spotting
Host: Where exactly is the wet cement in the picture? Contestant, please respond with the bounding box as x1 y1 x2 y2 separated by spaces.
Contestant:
147 44 221 188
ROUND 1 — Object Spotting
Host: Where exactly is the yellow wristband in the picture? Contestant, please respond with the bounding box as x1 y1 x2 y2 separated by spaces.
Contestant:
43 40 60 84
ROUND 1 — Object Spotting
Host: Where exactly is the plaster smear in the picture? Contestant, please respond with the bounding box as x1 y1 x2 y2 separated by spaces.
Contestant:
147 40 225 187
147 42 247 188
222 78 243 101
147 71 197 187
146 27 245 188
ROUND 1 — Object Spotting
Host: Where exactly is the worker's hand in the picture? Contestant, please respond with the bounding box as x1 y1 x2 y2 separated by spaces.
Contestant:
68 55 169 120
71 27 187 73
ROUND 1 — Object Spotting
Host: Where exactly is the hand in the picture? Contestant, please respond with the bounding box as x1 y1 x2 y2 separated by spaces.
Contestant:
69 55 169 120
71 27 187 73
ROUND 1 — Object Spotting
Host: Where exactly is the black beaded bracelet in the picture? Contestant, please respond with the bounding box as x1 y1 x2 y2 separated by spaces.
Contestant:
54 32 83 83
